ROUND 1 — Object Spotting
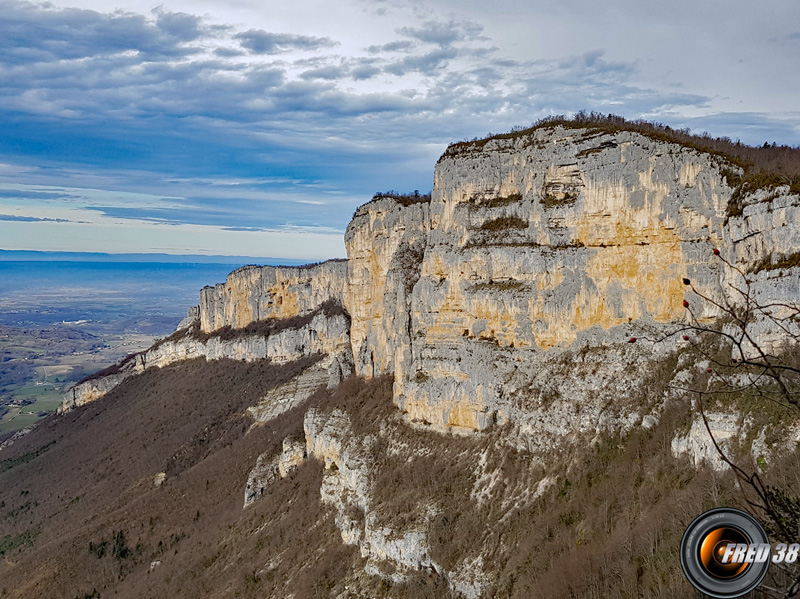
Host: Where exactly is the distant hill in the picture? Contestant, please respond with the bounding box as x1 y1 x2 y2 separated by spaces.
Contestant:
0 249 319 265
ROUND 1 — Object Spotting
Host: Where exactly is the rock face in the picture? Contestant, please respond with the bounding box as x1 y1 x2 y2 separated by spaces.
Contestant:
65 125 800 438
199 260 348 333
393 128 730 431
302 408 451 587
176 305 199 331
244 437 308 508
345 197 429 379
246 353 351 424
61 309 350 412
377 127 798 434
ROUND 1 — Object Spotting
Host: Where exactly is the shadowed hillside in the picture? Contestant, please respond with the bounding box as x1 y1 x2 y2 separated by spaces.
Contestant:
0 356 359 599
3 353 800 598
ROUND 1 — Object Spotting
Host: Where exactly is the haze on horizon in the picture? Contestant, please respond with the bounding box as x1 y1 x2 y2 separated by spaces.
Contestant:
1 0 799 261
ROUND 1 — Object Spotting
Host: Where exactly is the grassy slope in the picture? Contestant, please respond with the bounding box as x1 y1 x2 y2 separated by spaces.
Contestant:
0 355 358 599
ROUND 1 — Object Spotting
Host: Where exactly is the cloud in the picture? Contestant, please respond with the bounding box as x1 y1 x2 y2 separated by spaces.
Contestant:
0 0 795 259
0 189 78 200
300 65 349 80
367 40 415 53
152 8 203 42
82 194 343 231
397 19 484 46
235 30 337 54
352 65 381 80
214 47 245 57
384 48 459 76
0 1 208 65
0 214 70 222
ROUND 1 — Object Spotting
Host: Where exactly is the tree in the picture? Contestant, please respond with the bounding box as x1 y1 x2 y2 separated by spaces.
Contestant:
663 248 800 597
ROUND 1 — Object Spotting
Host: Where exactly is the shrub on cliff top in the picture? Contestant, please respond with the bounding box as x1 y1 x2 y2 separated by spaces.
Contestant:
372 190 432 207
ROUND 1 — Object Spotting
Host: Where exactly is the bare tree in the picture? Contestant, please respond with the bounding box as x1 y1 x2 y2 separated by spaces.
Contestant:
656 249 800 597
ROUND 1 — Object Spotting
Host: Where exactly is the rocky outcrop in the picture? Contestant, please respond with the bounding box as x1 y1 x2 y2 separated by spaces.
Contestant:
378 127 800 434
243 451 280 508
61 308 350 412
390 128 726 431
722 189 800 355
345 197 429 378
199 260 348 333
244 437 308 508
278 437 306 478
176 305 199 331
301 408 482 594
246 352 352 423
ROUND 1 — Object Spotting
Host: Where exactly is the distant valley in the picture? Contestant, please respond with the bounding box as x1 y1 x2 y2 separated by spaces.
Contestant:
0 260 252 436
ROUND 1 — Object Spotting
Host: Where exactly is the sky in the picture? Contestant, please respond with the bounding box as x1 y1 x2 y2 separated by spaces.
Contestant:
1 0 799 261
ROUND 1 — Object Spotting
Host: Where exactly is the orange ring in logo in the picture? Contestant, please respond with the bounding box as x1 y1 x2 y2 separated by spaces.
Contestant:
699 527 750 579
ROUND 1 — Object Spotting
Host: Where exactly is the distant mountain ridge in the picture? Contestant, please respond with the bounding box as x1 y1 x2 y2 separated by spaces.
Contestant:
0 249 320 264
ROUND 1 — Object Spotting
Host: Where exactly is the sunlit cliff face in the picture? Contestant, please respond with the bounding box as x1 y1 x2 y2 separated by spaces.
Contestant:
73 126 800 435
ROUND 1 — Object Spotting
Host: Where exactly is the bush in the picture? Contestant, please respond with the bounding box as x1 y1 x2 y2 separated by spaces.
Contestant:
479 216 528 231
372 190 432 207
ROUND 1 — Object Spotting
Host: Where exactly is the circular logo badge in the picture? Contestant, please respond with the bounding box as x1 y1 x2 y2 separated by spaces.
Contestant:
680 508 770 598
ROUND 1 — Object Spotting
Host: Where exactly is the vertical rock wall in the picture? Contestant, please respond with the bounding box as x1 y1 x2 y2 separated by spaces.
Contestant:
339 126 800 434
344 197 430 379
199 260 348 333
97 124 799 437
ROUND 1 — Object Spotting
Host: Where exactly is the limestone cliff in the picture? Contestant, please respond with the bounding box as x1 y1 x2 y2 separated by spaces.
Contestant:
345 197 429 378
61 306 351 411
38 121 800 599
199 260 348 333
382 127 799 435
64 125 800 441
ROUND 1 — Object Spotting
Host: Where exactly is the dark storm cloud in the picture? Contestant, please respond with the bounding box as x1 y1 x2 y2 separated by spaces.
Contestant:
235 30 337 54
